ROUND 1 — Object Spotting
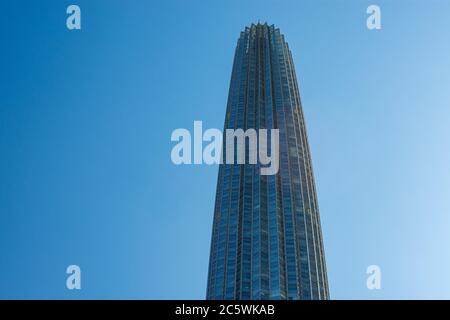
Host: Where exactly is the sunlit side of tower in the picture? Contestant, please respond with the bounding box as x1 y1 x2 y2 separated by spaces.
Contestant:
206 23 329 300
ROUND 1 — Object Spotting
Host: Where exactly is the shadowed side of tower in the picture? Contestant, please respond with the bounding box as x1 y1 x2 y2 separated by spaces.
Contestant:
206 23 329 300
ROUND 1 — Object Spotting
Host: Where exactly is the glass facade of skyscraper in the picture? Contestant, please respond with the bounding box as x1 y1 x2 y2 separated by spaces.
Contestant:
206 23 329 300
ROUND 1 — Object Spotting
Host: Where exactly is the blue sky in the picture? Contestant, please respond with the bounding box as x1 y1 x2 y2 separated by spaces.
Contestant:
1 0 450 299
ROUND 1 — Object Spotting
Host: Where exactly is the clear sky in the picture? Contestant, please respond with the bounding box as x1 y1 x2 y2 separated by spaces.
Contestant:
1 0 450 299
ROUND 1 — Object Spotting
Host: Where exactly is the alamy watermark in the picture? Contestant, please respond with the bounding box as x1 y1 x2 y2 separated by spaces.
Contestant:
170 121 280 175
366 265 381 290
66 265 81 290
66 5 81 30
367 5 381 30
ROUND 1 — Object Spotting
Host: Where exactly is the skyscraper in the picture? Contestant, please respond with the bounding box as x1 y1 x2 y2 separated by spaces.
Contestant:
206 23 329 300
